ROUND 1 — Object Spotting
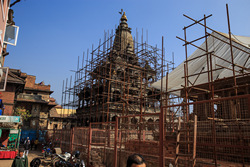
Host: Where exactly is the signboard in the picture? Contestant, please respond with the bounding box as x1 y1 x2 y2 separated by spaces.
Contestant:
10 129 19 134
0 116 20 123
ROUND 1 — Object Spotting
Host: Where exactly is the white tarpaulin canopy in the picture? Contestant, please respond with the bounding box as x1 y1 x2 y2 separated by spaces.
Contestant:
152 32 250 95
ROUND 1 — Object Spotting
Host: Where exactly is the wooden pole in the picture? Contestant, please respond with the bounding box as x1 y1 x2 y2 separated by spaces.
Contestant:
192 115 197 167
114 117 119 167
159 107 165 167
175 117 181 166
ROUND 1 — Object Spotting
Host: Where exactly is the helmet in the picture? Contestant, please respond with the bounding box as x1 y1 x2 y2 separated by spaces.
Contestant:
73 151 80 159
64 153 71 161
58 152 71 161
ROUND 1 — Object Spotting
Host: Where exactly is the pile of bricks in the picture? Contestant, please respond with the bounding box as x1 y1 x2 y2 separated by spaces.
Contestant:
90 148 106 167
165 133 177 158
124 140 159 154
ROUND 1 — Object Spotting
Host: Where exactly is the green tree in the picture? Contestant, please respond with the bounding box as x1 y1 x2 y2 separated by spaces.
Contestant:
14 107 31 121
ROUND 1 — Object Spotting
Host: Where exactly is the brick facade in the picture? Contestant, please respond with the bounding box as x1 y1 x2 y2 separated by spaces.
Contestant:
24 75 36 88
16 73 57 130
1 69 25 115
1 85 15 115
25 75 51 91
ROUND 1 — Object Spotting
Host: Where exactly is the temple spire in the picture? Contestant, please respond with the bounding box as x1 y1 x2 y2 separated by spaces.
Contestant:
113 11 134 54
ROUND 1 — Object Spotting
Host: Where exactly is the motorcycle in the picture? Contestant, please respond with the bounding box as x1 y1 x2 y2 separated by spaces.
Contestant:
52 151 85 167
72 151 85 167
42 144 53 159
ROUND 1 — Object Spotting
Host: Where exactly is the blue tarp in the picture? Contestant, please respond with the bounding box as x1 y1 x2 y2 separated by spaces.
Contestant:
20 130 37 141
21 130 47 143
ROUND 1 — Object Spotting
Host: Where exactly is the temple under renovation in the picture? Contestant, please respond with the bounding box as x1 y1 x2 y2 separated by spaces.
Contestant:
61 12 166 126
52 8 250 167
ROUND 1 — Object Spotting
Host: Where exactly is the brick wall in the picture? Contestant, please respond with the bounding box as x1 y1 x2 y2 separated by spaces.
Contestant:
25 75 51 91
25 75 36 88
34 84 51 91
3 105 13 115
1 84 16 115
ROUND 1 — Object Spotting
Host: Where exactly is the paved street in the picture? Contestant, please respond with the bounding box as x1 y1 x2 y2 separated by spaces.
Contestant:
0 150 47 167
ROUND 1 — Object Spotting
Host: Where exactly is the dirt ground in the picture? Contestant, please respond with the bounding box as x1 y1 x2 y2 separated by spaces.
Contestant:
0 150 49 167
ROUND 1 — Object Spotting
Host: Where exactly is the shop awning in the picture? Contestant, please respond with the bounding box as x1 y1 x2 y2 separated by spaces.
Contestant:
0 116 20 123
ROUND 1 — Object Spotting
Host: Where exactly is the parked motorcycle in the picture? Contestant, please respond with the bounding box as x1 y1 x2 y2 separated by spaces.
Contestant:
72 151 85 167
54 152 72 167
42 144 53 159
51 151 85 167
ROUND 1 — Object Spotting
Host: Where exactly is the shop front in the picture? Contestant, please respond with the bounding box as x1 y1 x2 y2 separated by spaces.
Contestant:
0 116 21 159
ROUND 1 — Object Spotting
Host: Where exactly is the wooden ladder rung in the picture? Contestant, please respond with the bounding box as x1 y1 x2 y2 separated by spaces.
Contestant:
178 130 193 133
176 153 193 157
166 134 177 137
177 141 193 144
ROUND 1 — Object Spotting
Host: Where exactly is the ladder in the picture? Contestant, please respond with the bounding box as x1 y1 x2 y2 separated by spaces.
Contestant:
175 115 197 167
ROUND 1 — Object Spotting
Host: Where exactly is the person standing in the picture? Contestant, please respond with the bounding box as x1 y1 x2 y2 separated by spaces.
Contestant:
127 154 146 167
23 137 30 157
30 139 34 150
34 138 39 150
20 138 24 145
11 148 28 167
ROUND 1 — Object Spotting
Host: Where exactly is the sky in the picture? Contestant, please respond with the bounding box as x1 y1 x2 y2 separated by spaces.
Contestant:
5 0 250 104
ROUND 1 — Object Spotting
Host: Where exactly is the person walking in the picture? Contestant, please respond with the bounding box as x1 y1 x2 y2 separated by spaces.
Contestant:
11 148 28 167
30 139 34 150
20 138 24 145
23 137 30 157
34 138 39 150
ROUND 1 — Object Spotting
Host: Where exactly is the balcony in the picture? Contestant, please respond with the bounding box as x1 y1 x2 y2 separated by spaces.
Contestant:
16 93 47 103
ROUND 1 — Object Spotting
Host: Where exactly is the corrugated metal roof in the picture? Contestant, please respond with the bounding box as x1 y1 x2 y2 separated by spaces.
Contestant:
152 32 250 95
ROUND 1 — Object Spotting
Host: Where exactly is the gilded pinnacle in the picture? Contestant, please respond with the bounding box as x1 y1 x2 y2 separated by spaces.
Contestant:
121 12 127 21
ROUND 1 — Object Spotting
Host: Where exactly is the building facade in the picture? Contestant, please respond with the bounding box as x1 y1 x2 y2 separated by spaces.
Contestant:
16 74 57 130
1 69 25 115
48 105 76 130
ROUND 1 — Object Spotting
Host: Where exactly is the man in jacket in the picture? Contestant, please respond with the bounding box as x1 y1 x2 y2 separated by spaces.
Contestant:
34 138 39 150
11 148 28 167
23 137 30 156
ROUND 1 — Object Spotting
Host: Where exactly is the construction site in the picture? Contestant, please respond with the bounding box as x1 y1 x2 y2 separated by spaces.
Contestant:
48 5 250 167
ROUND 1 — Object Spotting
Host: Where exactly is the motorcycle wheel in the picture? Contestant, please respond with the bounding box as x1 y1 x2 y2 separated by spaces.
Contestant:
50 156 60 167
55 160 68 167
61 163 68 167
